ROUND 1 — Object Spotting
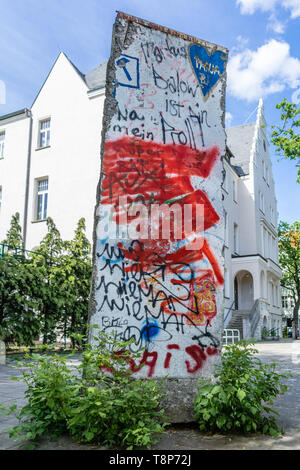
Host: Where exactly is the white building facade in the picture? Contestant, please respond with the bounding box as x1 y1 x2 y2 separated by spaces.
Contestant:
0 52 106 248
0 54 282 339
223 100 282 339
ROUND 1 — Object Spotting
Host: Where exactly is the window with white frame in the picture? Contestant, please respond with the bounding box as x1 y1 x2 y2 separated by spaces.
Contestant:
36 178 48 220
0 131 5 158
259 191 264 212
261 192 265 213
263 227 267 257
233 180 237 202
223 170 228 192
38 119 51 148
265 165 269 184
263 140 266 152
233 223 238 254
282 296 288 309
224 210 228 246
224 268 230 298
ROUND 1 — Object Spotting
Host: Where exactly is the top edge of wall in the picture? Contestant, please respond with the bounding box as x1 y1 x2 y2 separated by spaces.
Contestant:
116 11 229 54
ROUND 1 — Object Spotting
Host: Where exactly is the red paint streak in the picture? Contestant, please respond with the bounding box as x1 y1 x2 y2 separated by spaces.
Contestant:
101 346 218 377
163 344 181 369
206 346 218 356
185 344 207 373
117 239 205 271
102 137 219 199
201 239 224 285
136 351 158 378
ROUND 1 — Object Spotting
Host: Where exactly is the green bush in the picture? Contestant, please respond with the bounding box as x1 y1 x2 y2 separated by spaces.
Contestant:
194 341 291 436
1 332 167 449
67 332 166 449
5 349 76 444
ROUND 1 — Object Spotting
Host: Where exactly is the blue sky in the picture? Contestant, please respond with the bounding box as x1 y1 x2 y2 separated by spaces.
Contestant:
0 0 299 223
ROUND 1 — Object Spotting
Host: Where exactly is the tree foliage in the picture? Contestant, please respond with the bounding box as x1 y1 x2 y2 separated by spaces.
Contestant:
0 214 40 345
57 218 92 347
278 221 300 338
1 212 24 253
29 218 65 344
0 213 92 347
271 99 300 183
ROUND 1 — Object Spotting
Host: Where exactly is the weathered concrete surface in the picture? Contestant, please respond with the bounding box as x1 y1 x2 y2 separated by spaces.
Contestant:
0 341 5 365
1 340 300 450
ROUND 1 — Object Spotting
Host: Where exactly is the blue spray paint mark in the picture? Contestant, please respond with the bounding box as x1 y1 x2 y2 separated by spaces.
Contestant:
115 54 140 89
141 320 160 341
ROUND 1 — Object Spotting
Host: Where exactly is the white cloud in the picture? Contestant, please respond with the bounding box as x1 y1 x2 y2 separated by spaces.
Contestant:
237 0 276 14
227 39 300 102
292 88 300 104
237 0 300 17
267 13 286 33
282 0 300 18
225 112 233 127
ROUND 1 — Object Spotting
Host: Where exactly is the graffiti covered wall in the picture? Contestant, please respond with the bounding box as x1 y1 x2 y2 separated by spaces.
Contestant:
89 13 228 382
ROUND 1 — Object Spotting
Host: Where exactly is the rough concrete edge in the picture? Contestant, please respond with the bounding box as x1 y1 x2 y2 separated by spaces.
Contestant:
87 14 138 339
87 13 228 423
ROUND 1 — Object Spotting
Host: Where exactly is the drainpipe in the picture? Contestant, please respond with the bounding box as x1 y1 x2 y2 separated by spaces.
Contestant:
23 109 33 249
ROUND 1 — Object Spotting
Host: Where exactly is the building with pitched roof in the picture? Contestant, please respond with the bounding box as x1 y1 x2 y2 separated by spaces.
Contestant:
223 100 282 339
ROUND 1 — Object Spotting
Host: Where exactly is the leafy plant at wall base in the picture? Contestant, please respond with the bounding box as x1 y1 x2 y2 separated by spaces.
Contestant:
0 332 167 449
194 341 291 435
67 331 167 449
3 349 76 447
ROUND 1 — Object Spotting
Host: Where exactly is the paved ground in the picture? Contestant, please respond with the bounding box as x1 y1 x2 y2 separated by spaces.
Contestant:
1 340 300 450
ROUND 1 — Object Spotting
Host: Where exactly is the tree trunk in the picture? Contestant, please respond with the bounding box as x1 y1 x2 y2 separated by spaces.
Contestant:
292 299 300 339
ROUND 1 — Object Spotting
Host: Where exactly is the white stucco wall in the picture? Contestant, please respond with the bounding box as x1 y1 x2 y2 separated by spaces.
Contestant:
26 53 104 249
0 113 31 242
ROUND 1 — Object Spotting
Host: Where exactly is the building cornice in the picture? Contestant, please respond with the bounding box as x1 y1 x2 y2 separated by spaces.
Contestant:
0 108 31 124
260 217 277 238
87 87 105 99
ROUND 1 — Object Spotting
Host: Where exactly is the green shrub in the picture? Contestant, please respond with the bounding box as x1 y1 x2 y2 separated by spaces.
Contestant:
194 341 291 436
3 348 77 445
67 332 166 449
1 332 167 449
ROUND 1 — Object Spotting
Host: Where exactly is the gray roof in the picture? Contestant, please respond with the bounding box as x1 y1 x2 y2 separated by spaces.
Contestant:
85 61 108 90
226 122 256 175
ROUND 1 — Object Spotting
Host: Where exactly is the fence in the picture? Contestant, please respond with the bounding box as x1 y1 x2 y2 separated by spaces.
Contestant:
0 243 37 260
223 329 241 345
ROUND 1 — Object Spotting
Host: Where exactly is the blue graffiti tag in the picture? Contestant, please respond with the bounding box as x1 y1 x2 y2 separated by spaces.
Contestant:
115 54 140 89
189 44 227 100
141 320 160 341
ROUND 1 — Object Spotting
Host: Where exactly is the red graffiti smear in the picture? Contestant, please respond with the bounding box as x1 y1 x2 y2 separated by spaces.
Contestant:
164 344 181 369
101 137 219 204
100 345 219 377
100 136 223 331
